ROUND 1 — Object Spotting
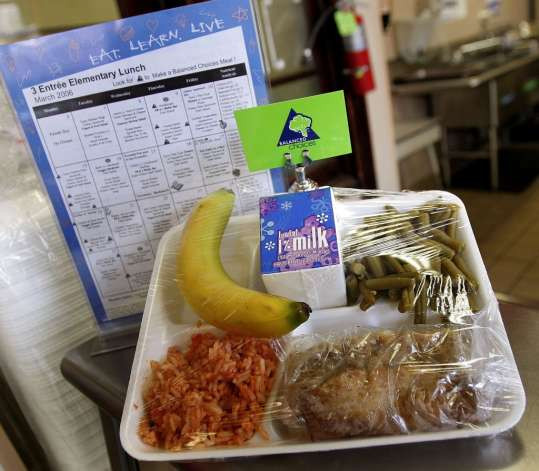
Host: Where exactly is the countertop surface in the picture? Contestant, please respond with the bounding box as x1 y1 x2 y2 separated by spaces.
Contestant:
391 49 539 95
62 301 538 470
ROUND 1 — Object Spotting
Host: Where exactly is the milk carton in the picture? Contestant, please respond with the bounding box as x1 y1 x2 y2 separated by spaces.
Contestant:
259 187 346 309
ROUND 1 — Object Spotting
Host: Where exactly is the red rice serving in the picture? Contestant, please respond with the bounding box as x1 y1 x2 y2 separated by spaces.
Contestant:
139 333 278 450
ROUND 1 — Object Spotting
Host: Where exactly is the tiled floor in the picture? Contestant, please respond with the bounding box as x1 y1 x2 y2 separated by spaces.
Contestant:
454 177 539 304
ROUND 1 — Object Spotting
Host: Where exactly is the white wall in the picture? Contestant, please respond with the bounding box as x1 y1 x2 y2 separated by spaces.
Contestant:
355 0 401 191
17 0 119 30
385 0 530 60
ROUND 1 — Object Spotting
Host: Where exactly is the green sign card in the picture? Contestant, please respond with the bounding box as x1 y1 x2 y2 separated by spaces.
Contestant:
234 91 352 172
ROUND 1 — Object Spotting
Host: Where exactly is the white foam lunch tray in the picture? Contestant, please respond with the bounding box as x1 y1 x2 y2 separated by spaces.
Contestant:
120 191 525 461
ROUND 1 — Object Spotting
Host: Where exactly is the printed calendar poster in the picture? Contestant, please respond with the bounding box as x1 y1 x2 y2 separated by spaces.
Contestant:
0 0 282 324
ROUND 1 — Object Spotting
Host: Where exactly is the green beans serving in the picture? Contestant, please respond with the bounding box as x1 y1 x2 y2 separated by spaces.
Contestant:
343 200 479 323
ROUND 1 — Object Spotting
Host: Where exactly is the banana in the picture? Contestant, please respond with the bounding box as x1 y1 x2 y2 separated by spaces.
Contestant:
176 189 311 337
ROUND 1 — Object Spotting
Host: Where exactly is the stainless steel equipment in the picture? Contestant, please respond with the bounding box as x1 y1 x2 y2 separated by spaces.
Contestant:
392 31 539 190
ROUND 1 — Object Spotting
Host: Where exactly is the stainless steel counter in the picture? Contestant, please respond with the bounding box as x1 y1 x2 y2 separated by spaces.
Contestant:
391 48 539 190
62 301 538 470
392 50 539 95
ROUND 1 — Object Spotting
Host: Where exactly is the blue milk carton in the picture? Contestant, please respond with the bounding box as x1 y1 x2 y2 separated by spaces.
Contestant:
259 187 346 309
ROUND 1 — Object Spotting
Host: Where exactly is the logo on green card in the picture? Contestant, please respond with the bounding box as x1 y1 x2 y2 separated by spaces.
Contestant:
277 109 320 146
234 91 351 172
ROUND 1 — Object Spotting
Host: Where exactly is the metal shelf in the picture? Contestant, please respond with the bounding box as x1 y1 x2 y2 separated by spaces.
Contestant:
446 149 490 160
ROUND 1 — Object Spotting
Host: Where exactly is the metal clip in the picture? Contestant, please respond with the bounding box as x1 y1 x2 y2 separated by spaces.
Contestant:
287 149 318 193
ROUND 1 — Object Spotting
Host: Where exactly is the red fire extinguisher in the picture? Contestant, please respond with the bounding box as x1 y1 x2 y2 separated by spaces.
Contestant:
340 13 375 95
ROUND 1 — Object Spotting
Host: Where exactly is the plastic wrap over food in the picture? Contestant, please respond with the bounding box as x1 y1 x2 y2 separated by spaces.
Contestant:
334 188 484 324
281 324 520 440
121 187 525 461
137 328 281 450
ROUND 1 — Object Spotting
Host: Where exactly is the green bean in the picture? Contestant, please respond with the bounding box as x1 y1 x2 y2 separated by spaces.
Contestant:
432 239 457 259
384 255 405 274
421 239 456 259
371 221 413 239
414 239 444 259
453 255 479 291
403 263 419 273
359 299 375 311
390 209 420 221
399 279 416 313
361 230 402 247
396 221 416 235
398 288 411 313
345 200 471 321
416 211 430 226
364 256 386 278
364 277 415 290
431 228 465 253
363 208 398 225
414 297 424 324
430 257 442 273
359 281 376 311
346 274 360 305
430 206 451 225
441 258 466 283
402 209 421 220
350 261 368 279
415 211 431 235
446 207 458 238
414 280 428 324
383 272 417 278
364 209 419 226
467 292 480 313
